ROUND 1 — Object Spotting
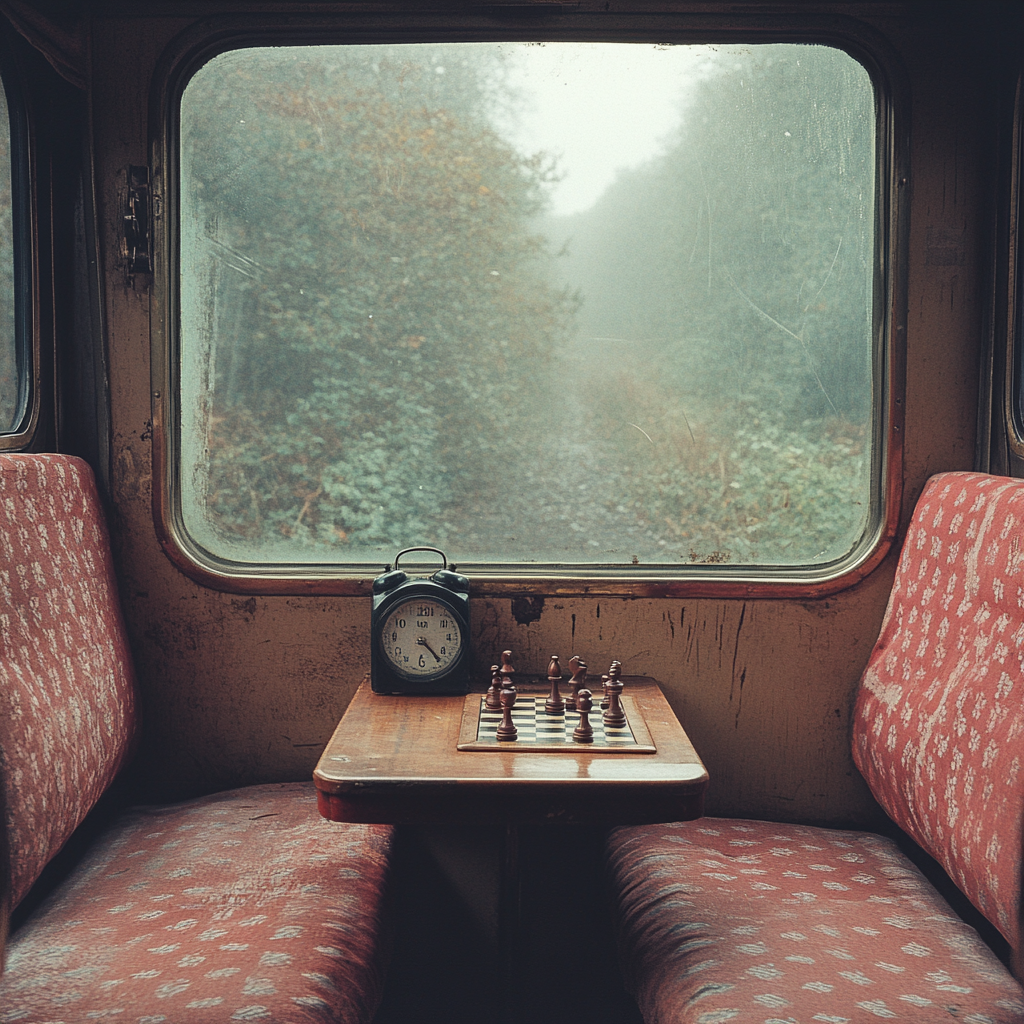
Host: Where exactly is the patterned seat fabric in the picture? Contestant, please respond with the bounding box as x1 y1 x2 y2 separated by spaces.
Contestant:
606 472 1024 1022
853 472 1024 947
0 783 393 1023
0 455 138 909
0 455 395 1023
607 818 1024 1023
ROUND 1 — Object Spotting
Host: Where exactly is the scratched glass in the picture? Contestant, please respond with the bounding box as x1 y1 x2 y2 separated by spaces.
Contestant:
178 41 877 572
0 79 18 434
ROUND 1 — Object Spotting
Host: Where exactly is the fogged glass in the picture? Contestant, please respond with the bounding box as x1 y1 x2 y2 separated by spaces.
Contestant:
179 42 876 569
0 82 18 433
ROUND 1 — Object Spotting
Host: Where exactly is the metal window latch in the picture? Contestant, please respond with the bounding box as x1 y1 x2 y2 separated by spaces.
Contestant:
121 165 152 275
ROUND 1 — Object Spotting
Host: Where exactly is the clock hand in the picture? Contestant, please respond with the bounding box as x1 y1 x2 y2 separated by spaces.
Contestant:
416 636 442 662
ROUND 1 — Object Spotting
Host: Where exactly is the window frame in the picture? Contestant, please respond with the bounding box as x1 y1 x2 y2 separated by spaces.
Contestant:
1005 69 1024 463
0 24 38 451
150 8 908 598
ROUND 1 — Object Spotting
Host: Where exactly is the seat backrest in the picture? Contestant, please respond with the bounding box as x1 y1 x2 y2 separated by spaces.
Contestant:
854 471 1024 948
0 455 139 916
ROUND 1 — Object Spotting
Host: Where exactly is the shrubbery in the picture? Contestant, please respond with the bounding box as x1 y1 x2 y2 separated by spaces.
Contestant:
181 43 875 567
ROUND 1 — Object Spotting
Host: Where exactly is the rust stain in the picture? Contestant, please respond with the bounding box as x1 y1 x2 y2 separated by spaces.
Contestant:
510 595 544 625
729 603 747 721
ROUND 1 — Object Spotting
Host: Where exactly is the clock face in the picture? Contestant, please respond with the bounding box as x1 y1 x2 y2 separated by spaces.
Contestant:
379 596 464 679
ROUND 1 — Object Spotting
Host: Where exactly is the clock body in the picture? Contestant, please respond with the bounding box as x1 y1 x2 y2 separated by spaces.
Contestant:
371 570 470 694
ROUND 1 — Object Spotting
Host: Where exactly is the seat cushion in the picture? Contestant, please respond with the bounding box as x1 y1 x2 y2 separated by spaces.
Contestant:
0 782 393 1024
606 817 1024 1024
853 472 1024 946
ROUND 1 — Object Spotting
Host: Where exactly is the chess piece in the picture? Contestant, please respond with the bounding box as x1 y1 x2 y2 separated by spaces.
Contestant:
573 688 594 743
603 661 621 709
545 654 565 714
496 680 518 741
499 650 515 689
600 673 611 710
485 665 502 710
567 659 587 710
603 675 626 729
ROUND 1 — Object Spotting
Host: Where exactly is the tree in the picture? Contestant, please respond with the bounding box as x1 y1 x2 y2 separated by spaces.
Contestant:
181 46 577 556
556 43 874 421
545 43 876 564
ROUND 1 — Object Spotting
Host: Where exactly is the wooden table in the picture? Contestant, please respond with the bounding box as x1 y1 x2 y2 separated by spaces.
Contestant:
314 676 707 1024
314 675 707 825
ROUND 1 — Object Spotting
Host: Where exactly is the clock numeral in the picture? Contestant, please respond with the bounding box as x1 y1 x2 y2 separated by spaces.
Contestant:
417 619 429 628
416 606 434 617
418 654 426 668
440 619 449 628
397 618 406 629
440 647 446 656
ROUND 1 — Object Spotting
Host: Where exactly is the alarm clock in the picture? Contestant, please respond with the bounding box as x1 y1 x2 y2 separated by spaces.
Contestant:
370 547 470 694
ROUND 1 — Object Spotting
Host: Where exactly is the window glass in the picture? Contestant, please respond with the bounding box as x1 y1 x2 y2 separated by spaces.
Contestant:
0 78 19 434
179 41 877 571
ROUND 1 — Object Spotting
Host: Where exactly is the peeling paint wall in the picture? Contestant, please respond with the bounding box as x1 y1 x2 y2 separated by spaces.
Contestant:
90 8 993 825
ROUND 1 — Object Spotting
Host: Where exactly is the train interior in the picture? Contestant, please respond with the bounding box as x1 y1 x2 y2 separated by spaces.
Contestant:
2 2 1024 1022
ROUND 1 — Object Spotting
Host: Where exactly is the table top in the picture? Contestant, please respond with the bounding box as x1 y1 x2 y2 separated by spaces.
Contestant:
314 676 708 825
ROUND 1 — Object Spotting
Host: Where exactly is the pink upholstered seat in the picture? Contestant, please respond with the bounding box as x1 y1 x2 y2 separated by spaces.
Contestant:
0 455 138 910
606 472 1024 1023
1 784 392 1022
607 818 1023 1022
854 472 1024 947
0 455 393 1023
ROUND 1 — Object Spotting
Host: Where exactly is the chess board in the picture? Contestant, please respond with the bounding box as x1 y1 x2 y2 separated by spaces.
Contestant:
456 692 656 753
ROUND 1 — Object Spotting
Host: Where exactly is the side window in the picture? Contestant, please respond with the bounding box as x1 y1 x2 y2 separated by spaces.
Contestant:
0 65 27 439
173 39 881 583
1015 71 1024 446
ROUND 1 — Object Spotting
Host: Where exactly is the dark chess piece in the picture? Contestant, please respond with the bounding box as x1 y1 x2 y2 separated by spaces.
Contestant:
603 661 622 709
603 675 626 729
499 650 515 689
496 681 518 742
567 659 587 710
545 654 565 714
485 665 502 710
600 673 611 710
573 688 594 743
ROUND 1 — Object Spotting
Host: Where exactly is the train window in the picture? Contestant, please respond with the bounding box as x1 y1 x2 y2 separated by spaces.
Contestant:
0 61 27 440
1015 71 1024 447
172 38 883 586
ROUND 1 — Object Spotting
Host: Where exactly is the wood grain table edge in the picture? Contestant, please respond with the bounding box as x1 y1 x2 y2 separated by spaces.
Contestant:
313 676 707 825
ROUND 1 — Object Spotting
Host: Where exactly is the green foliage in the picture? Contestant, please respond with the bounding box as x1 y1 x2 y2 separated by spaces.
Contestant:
183 47 577 553
542 44 876 564
554 45 875 422
181 42 875 568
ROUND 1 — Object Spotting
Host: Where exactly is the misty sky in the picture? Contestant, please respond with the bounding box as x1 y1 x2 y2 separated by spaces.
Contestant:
499 42 717 217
